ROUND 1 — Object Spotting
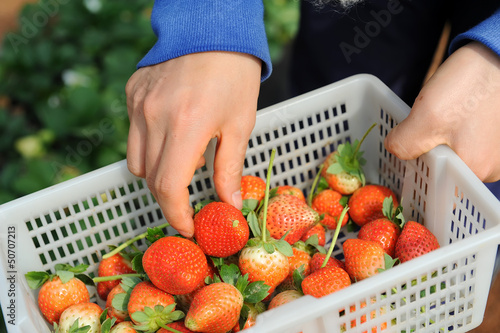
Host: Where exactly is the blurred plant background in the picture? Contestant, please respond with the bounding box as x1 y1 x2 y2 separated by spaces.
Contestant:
0 0 300 204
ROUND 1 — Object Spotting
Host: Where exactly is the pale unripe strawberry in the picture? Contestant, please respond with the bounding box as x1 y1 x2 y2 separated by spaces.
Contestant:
268 290 303 310
58 302 102 333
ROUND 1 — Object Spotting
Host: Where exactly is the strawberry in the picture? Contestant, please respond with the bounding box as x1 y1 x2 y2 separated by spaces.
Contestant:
96 253 135 301
25 264 91 324
185 283 243 333
311 189 349 229
302 266 351 298
127 281 184 332
239 244 289 296
193 201 250 257
106 284 128 323
261 194 319 245
142 236 208 295
268 290 303 309
300 222 326 246
321 123 376 195
185 264 269 333
309 252 345 273
343 239 395 281
109 321 136 333
348 184 398 226
57 302 103 333
241 175 266 202
288 246 312 278
273 185 306 202
395 221 440 263
159 321 195 332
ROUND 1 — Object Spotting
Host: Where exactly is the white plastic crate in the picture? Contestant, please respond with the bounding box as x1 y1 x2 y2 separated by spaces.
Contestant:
1 74 500 333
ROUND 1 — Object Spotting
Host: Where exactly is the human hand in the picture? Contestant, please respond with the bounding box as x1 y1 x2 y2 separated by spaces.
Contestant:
126 51 262 237
385 41 500 183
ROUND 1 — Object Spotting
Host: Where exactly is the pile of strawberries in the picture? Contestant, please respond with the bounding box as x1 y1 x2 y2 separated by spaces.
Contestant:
25 124 441 333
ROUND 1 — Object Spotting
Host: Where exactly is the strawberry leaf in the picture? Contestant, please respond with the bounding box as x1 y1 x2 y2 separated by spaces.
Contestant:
219 264 241 286
243 281 271 303
238 304 250 331
145 227 165 244
111 292 128 312
99 317 116 333
56 270 74 284
326 162 344 175
75 273 95 287
235 275 250 295
67 264 89 274
292 265 306 294
25 271 50 289
242 199 259 215
131 253 144 274
99 308 109 324
68 319 91 333
339 196 349 207
274 240 293 257
377 253 399 273
131 311 149 324
247 211 261 238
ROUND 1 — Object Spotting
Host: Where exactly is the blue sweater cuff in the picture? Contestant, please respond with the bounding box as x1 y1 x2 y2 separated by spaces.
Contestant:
137 0 272 82
449 8 500 57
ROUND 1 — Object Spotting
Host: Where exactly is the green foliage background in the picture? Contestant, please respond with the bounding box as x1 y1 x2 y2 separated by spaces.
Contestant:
0 0 300 204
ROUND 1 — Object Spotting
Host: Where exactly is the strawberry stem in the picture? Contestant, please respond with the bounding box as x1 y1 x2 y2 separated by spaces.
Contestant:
261 148 276 243
307 164 324 207
351 122 377 162
321 206 349 268
102 222 170 259
93 273 143 283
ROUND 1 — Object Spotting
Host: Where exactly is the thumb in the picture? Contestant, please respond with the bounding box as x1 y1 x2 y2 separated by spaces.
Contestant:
384 107 445 161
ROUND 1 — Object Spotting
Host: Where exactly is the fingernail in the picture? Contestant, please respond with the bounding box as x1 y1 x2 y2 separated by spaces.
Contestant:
232 190 243 210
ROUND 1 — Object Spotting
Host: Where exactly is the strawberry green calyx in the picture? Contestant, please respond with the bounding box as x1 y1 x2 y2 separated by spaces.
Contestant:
110 276 143 312
382 196 406 228
99 309 117 333
53 318 91 333
326 122 377 186
131 304 185 333
208 264 271 304
25 263 92 289
322 206 350 269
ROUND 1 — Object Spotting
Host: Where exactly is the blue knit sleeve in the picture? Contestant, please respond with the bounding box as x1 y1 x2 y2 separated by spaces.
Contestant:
137 0 272 81
449 8 500 57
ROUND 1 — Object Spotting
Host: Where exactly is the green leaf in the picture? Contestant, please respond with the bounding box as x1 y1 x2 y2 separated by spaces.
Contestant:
24 271 50 289
100 317 116 333
120 276 142 293
146 226 165 244
194 199 215 214
57 270 74 284
247 211 261 238
111 292 128 312
292 265 306 294
75 274 94 287
99 308 109 324
339 196 349 207
243 281 271 303
131 253 144 274
377 253 399 273
239 304 250 331
219 264 241 286
274 240 293 257
242 199 259 212
68 264 89 274
326 163 344 175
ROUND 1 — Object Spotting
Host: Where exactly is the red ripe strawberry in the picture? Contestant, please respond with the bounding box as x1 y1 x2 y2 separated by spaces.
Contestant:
142 236 208 295
395 221 440 263
311 189 349 229
273 185 306 202
37 276 90 324
241 175 266 202
239 245 289 296
343 239 386 281
106 284 128 323
127 281 183 332
348 184 398 226
309 252 345 273
288 247 312 278
268 290 303 310
261 194 319 244
300 222 326 246
176 258 217 312
58 302 102 333
159 321 195 332
185 282 244 333
302 266 351 298
97 253 135 301
109 321 136 333
194 201 250 257
358 218 401 257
